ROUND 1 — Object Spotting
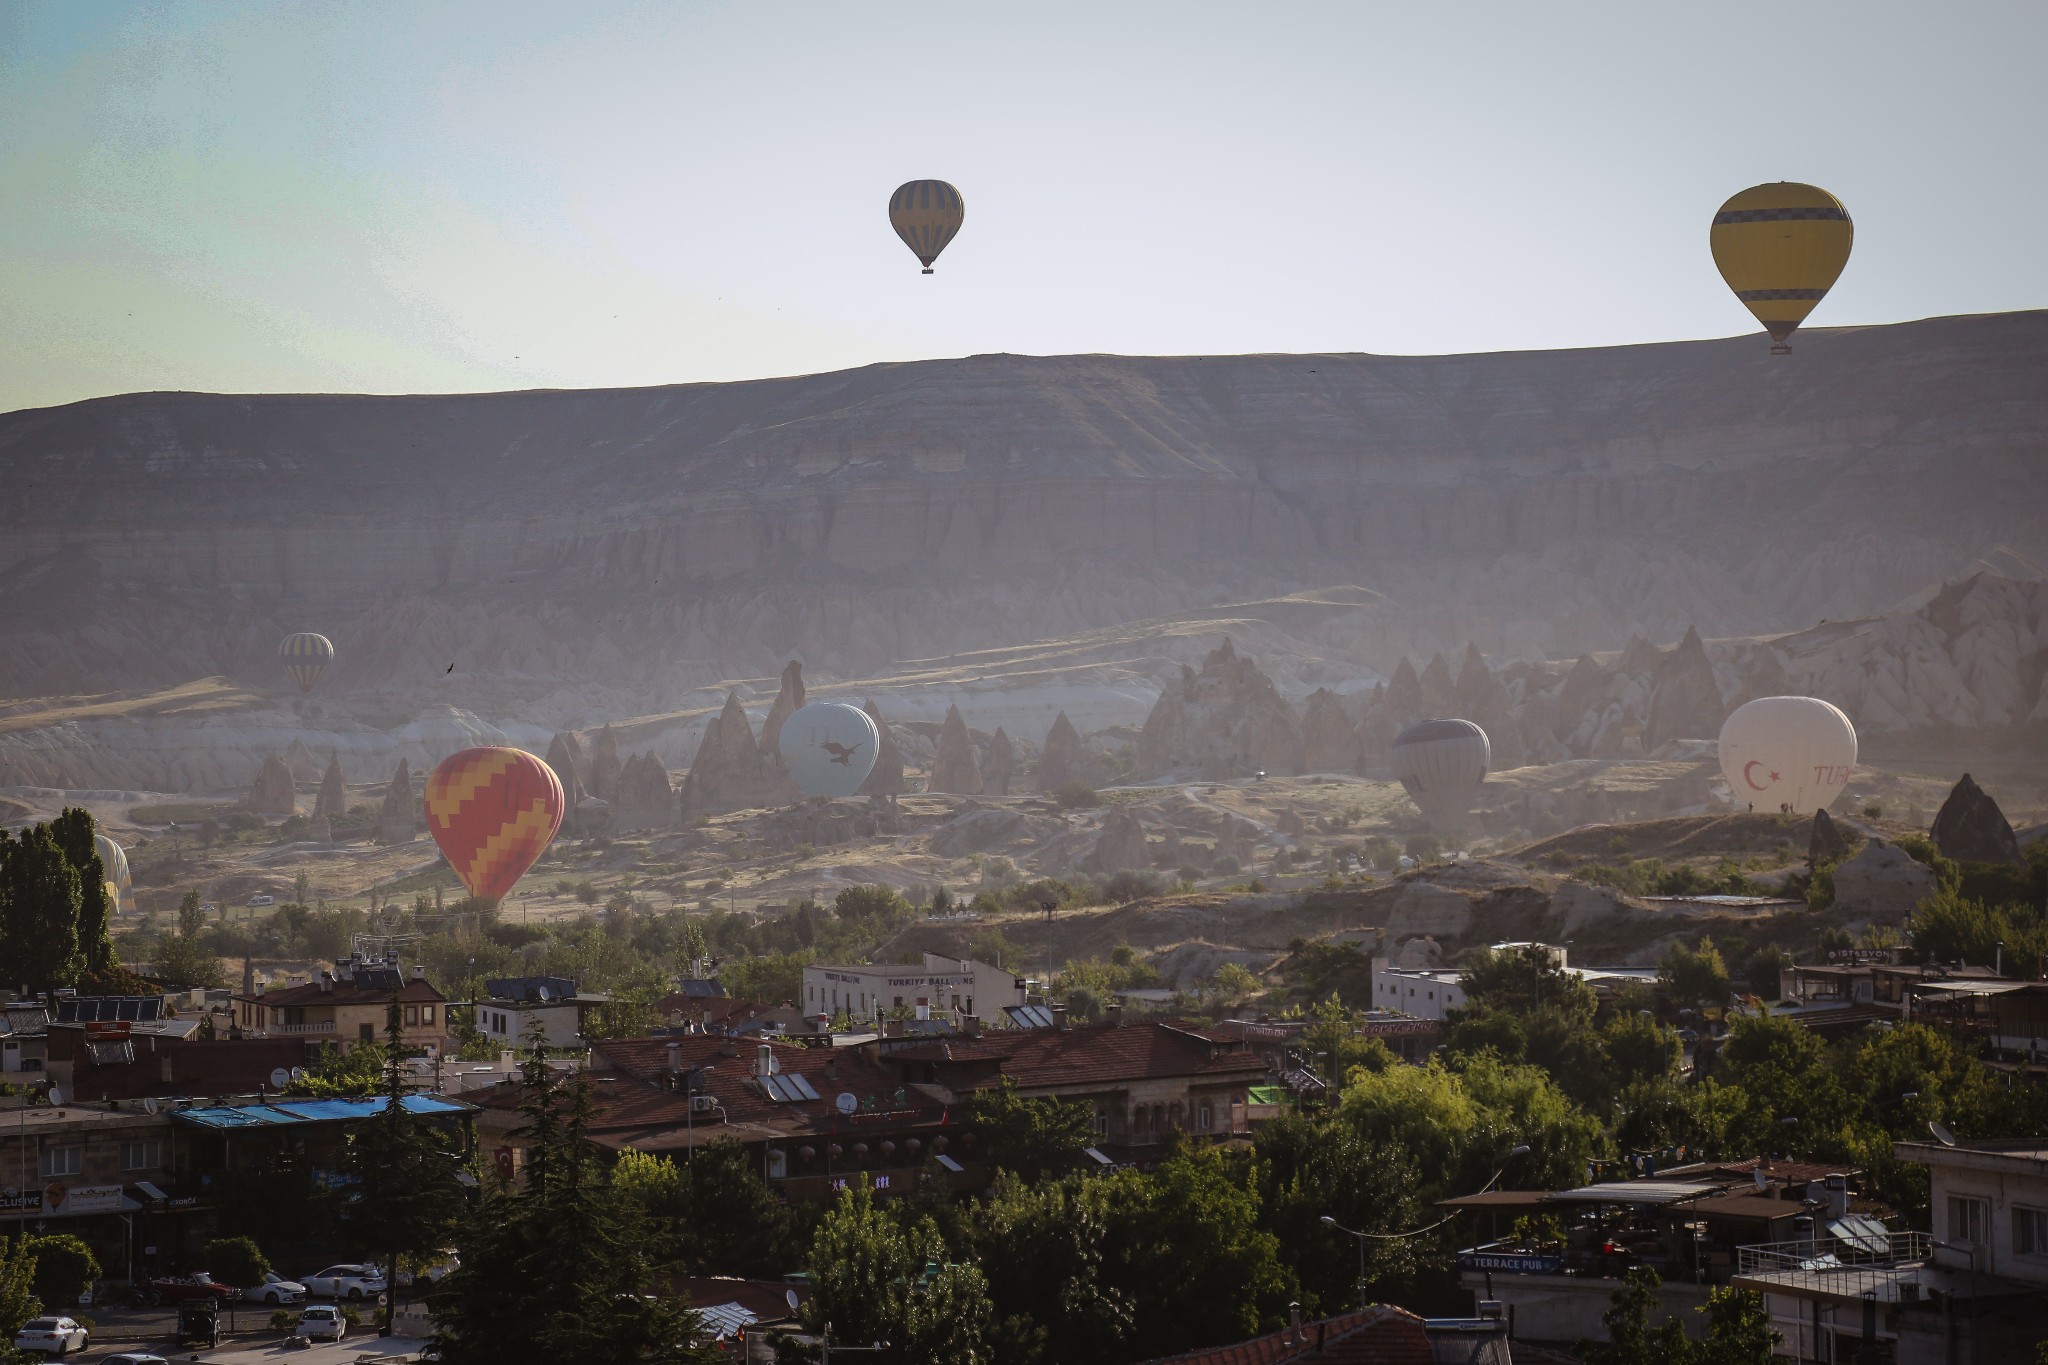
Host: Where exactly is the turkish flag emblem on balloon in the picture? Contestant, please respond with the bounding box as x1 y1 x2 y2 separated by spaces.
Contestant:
424 747 565 903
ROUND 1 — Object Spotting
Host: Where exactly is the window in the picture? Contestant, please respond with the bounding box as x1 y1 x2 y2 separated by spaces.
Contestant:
2017 1206 2048 1257
358 1023 375 1043
422 1005 435 1025
405 1005 419 1026
894 996 904 1009
1198 1100 1213 1132
1948 1195 1989 1251
122 1141 162 1171
1094 1108 1110 1139
1132 1106 1148 1134
40 1146 83 1178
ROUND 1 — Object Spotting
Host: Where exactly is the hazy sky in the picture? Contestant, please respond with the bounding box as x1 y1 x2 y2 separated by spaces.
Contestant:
3 0 2043 413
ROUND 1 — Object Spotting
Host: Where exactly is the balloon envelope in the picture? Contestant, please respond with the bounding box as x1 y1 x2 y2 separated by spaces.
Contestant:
1718 696 1856 815
889 180 964 272
279 632 335 692
1391 719 1490 827
780 701 881 798
94 832 134 916
424 746 565 902
1710 182 1852 351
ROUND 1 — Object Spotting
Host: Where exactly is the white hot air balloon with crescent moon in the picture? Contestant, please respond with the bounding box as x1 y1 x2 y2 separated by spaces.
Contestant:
1717 696 1857 815
780 701 881 799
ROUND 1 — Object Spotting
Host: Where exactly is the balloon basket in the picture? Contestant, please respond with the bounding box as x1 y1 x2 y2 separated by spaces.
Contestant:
1770 343 1792 356
921 267 934 274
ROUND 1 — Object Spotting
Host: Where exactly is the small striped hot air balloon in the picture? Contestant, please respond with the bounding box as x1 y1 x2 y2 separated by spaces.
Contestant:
279 632 335 692
424 747 566 903
1391 719 1491 833
1710 182 1853 354
889 180 964 273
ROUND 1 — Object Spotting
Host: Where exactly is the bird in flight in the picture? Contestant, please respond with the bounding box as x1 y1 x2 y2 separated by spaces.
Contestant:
820 740 866 766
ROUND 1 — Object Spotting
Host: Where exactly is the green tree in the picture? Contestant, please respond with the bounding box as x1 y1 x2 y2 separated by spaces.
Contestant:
153 890 227 989
1713 1013 1861 1159
1458 943 1596 1018
1605 1012 1682 1087
1910 887 2048 974
284 1040 386 1097
965 1173 1130 1365
22 1234 97 1309
0 824 84 991
800 1178 992 1364
612 1141 797 1278
1660 937 1732 1009
1692 1286 1777 1365
202 1236 270 1291
341 997 469 1335
1209 962 1259 1006
1578 1265 1691 1365
1095 1142 1294 1358
962 1081 1095 1182
1340 1053 1600 1198
48 808 115 975
1740 946 1792 999
433 1042 717 1365
0 1235 42 1358
1253 1114 1424 1314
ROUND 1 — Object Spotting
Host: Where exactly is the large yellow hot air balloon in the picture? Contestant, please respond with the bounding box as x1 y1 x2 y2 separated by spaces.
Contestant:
1710 182 1853 354
889 180 964 273
279 632 334 692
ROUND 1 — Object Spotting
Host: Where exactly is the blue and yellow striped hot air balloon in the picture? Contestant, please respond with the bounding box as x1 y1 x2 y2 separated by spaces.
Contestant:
1710 182 1853 354
279 632 334 692
889 180 964 274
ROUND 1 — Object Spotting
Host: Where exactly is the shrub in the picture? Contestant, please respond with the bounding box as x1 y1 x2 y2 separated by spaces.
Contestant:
1212 854 1241 877
1052 782 1100 810
24 1233 98 1306
202 1235 270 1291
574 880 601 905
270 1309 298 1333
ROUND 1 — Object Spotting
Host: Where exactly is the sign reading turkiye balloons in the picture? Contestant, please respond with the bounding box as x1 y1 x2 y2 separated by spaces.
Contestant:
424 747 566 902
1717 697 1857 815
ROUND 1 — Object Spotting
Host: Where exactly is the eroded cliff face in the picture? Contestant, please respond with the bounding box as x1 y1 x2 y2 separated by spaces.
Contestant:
1 314 2043 714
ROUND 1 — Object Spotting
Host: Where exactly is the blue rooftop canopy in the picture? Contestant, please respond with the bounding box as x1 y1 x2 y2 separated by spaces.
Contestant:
170 1094 470 1130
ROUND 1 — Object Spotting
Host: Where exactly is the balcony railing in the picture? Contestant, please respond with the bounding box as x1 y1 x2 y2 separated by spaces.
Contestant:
263 1021 336 1035
1737 1230 1929 1275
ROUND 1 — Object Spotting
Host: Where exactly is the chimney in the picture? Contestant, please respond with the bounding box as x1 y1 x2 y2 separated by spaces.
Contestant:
254 979 266 997
1286 1303 1303 1345
1050 1003 1069 1030
319 972 333 993
412 964 426 981
665 1043 682 1074
160 1053 175 1083
499 1050 516 1069
960 1014 980 1038
1106 1003 1124 1027
756 1044 775 1078
1824 1174 1850 1219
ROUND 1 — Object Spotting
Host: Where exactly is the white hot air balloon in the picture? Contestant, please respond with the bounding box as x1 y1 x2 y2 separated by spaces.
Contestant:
780 701 881 799
1718 696 1857 815
1391 719 1491 831
94 832 135 916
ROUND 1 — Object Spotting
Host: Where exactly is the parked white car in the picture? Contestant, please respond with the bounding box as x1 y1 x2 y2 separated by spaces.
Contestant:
101 1356 170 1365
297 1305 347 1341
245 1270 308 1304
301 1264 386 1300
248 893 275 906
13 1316 89 1356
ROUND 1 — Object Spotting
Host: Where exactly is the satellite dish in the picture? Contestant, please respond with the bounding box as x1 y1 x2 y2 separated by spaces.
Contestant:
835 1092 859 1116
270 1068 292 1089
1753 1169 1768 1191
142 1097 160 1115
538 986 552 1002
46 1086 63 1106
290 1066 306 1082
1930 1121 1958 1147
785 1288 800 1314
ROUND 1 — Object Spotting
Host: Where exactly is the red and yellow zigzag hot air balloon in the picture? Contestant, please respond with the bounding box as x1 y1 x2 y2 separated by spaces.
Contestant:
424 747 565 903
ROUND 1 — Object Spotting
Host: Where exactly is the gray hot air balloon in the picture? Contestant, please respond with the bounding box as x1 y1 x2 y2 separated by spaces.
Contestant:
780 701 881 799
1390 718 1490 831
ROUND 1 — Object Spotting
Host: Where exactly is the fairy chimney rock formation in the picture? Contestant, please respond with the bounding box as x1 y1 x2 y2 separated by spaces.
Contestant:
858 699 906 796
759 661 807 772
313 753 348 822
1932 774 2022 865
1810 808 1852 866
1643 626 1727 753
1454 645 1526 770
1418 653 1459 718
927 704 983 795
1089 806 1151 874
1299 689 1363 773
1135 637 1304 779
679 690 797 814
378 758 419 844
284 738 320 784
244 752 298 816
613 753 676 832
588 724 623 802
985 728 1016 796
1037 712 1088 792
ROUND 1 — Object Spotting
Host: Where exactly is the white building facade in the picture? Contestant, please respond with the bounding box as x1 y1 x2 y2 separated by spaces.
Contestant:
801 954 1025 1027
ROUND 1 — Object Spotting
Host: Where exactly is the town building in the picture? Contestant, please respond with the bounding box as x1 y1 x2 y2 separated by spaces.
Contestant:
1370 942 1654 1022
1132 1303 1477 1364
232 958 450 1055
799 953 1025 1028
470 975 610 1049
1 1001 50 1075
0 1099 177 1281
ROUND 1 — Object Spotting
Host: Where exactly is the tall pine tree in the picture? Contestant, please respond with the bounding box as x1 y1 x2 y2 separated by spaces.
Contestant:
49 808 115 975
432 1038 718 1364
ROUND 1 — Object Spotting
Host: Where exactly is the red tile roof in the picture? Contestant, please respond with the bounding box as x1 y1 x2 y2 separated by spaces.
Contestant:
1137 1306 1435 1365
67 1036 325 1102
885 1021 1269 1091
246 978 446 1008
